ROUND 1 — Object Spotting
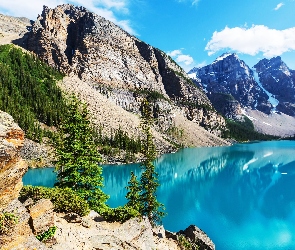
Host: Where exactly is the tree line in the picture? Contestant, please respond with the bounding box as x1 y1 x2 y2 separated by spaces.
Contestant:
0 44 66 141
0 44 164 225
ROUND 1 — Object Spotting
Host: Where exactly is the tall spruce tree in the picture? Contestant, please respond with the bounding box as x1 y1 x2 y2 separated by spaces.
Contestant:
139 99 165 226
125 171 141 211
54 95 108 212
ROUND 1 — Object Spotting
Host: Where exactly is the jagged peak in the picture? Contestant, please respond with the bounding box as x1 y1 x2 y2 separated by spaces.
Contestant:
254 56 291 76
213 52 238 64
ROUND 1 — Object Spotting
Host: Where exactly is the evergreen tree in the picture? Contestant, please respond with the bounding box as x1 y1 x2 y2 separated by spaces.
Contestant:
54 95 109 212
125 171 141 211
139 99 165 226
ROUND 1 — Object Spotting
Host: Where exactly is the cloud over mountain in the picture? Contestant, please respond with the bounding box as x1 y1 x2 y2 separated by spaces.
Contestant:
167 49 194 71
205 25 295 58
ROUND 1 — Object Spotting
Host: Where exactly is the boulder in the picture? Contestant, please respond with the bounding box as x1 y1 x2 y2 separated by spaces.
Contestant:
29 199 55 235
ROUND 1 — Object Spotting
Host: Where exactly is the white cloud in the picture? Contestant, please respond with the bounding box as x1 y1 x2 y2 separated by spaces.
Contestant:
205 25 295 58
167 49 182 57
0 0 136 35
274 2 284 10
167 49 195 71
176 54 194 65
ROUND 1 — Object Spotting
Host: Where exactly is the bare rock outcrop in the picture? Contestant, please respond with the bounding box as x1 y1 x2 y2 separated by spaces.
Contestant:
0 111 47 249
25 4 226 138
0 111 27 211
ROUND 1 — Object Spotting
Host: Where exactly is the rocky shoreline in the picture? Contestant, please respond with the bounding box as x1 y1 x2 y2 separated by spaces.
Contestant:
0 110 215 250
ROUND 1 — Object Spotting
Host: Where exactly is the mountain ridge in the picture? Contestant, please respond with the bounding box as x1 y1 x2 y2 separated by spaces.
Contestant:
0 4 229 163
190 53 295 137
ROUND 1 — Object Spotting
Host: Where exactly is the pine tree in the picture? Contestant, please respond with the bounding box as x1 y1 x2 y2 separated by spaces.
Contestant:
54 95 109 212
139 99 165 226
125 171 141 211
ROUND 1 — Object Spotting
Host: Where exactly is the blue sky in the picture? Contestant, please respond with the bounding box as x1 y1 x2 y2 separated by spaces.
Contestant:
1 0 295 71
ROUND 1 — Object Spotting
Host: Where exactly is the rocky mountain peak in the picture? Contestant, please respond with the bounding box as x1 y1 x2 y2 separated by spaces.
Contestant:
213 52 238 63
254 56 291 76
193 53 271 114
254 57 295 116
21 4 228 145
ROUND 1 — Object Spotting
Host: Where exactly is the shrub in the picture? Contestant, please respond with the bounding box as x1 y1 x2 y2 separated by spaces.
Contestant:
36 226 57 242
0 212 18 234
101 205 140 223
19 186 90 216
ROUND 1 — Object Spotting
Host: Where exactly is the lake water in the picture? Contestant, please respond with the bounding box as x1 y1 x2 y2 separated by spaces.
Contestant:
23 140 295 249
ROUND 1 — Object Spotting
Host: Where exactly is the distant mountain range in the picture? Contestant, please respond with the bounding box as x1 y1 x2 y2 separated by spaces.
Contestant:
189 53 295 116
188 53 295 136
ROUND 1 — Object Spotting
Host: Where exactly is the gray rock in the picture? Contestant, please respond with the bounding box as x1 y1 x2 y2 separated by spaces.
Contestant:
178 225 215 250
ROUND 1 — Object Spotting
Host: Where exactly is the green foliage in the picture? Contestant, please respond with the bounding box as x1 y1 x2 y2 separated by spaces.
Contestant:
19 185 90 216
101 205 140 223
0 212 18 234
94 126 142 162
133 89 169 102
178 100 214 111
137 99 166 226
0 44 66 141
169 68 198 88
54 95 108 212
222 116 279 141
178 235 193 250
36 226 57 242
126 172 142 211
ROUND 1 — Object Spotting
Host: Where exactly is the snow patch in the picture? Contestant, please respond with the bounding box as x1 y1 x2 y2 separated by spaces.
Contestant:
188 72 198 79
263 122 272 126
252 68 279 112
213 53 232 63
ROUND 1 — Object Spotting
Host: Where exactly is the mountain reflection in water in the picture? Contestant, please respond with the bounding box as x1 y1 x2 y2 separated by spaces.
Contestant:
24 140 295 250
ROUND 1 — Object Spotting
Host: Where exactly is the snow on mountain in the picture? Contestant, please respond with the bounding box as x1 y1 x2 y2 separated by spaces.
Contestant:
254 57 295 116
192 53 271 115
252 68 279 112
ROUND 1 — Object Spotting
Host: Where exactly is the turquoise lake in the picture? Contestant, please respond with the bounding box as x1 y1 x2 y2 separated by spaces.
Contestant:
23 140 295 249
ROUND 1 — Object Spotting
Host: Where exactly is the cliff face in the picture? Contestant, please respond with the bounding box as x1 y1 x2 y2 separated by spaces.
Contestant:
0 111 27 211
254 57 295 116
25 4 226 139
0 111 47 249
189 53 271 115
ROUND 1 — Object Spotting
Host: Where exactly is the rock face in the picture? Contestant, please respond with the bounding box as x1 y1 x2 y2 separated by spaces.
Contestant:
24 4 226 137
254 57 295 116
189 53 272 117
0 111 27 211
207 92 242 120
0 111 47 249
179 225 215 250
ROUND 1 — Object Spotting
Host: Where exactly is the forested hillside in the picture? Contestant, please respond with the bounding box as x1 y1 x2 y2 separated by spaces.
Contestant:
0 44 66 141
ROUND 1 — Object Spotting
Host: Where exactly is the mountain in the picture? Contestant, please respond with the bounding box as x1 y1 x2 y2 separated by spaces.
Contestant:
189 53 272 114
0 4 229 162
22 5 228 143
189 53 295 137
254 57 295 116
